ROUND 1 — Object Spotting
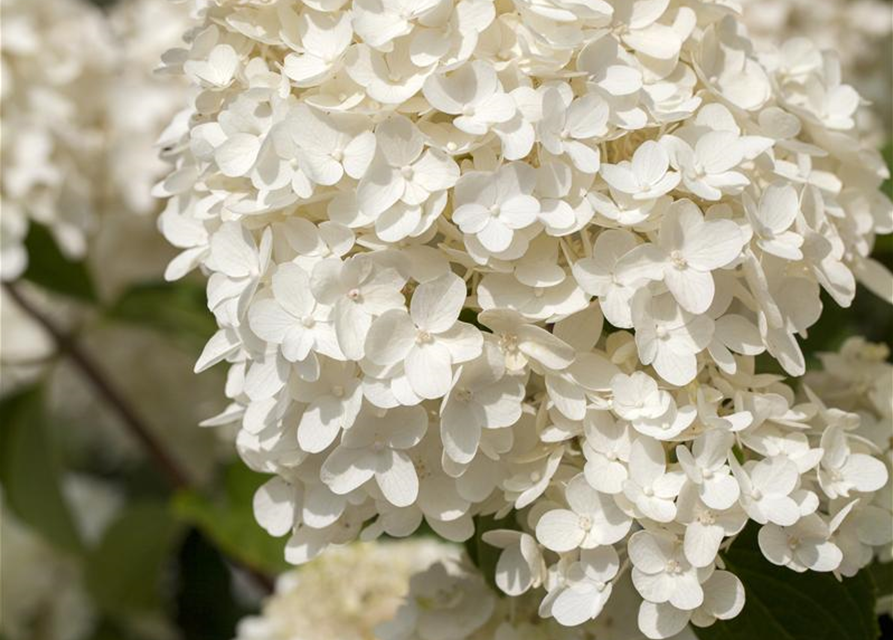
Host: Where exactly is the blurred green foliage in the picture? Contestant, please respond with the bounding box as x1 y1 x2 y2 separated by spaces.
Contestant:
173 462 291 576
0 386 84 554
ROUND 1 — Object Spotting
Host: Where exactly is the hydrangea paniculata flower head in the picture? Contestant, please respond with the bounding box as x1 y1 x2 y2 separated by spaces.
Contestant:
158 1 893 637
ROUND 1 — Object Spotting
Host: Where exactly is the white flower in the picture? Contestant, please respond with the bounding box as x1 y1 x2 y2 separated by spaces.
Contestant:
440 341 524 463
478 308 575 372
536 474 631 552
321 404 427 507
345 42 432 104
618 199 745 315
582 411 632 495
422 60 516 136
637 570 745 640
675 430 740 511
358 116 459 217
630 292 714 386
676 483 748 568
731 456 803 526
623 437 685 523
611 371 694 441
572 230 641 328
235 540 455 640
611 372 670 424
599 141 680 201
310 255 406 360
545 546 621 627
365 272 482 399
352 0 441 51
286 106 376 186
377 560 495 640
248 263 342 363
817 426 889 499
628 530 704 611
744 183 804 261
481 530 547 596
758 514 843 573
537 90 606 173
282 10 353 87
292 360 363 453
152 0 893 634
452 162 540 253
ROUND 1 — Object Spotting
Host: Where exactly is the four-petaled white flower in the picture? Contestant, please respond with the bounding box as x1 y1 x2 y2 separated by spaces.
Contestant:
423 60 516 135
623 437 686 523
321 404 427 507
365 272 483 399
452 162 540 254
536 474 631 552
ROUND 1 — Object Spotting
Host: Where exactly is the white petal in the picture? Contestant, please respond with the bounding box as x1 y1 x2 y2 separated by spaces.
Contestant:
536 509 585 552
376 450 419 507
253 478 295 537
365 309 416 365
406 342 453 399
411 272 465 333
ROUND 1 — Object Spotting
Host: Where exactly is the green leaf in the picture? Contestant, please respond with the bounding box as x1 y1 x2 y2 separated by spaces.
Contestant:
85 501 183 614
869 561 893 598
174 529 249 640
22 223 97 302
694 524 879 640
105 280 216 348
172 461 289 575
880 141 892 200
0 386 83 553
459 307 489 332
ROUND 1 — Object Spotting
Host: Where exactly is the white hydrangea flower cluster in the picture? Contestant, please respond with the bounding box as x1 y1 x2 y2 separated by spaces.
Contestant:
381 555 702 640
0 0 114 281
0 0 195 286
157 0 893 636
739 0 893 138
236 539 456 640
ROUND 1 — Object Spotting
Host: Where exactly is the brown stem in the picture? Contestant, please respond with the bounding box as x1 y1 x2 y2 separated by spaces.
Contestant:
4 281 190 488
2 281 276 593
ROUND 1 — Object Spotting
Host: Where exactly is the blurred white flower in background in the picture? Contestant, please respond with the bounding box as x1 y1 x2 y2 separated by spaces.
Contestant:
0 0 114 281
0 0 225 481
235 539 456 640
0 475 121 640
739 0 893 139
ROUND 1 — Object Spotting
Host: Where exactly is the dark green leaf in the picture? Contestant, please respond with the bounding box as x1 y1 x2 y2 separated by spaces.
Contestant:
0 386 83 553
22 223 97 302
869 561 893 598
85 501 183 614
174 529 250 640
459 308 489 332
105 280 216 348
172 461 289 575
694 524 878 640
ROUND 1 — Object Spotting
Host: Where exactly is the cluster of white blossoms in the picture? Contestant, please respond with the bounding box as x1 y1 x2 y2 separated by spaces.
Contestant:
739 0 893 137
156 0 893 636
236 539 456 640
0 0 195 285
0 0 114 280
